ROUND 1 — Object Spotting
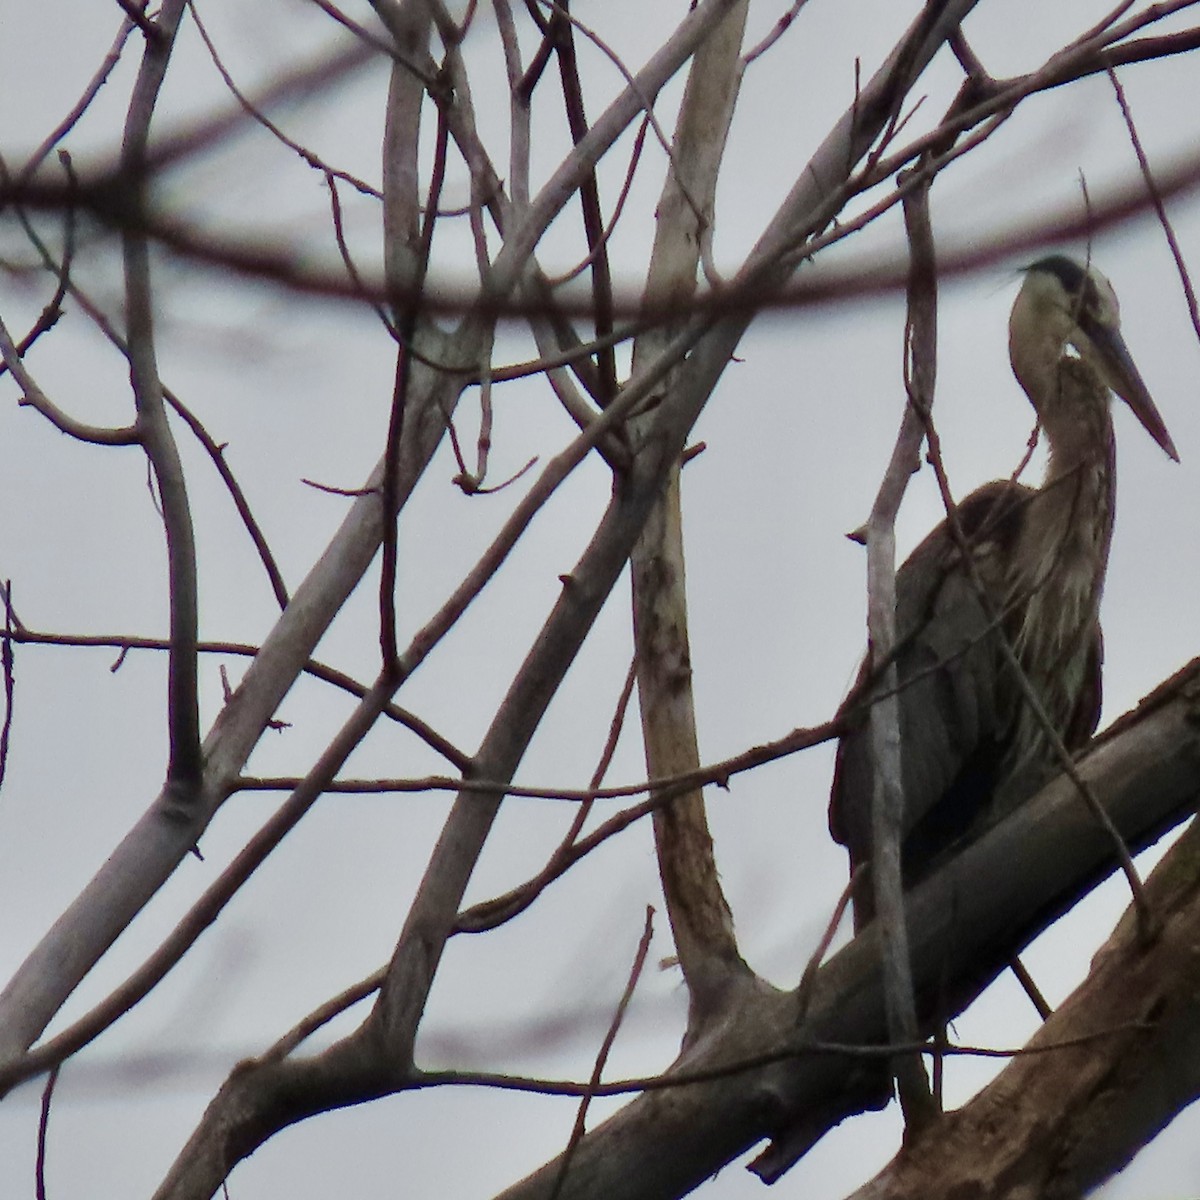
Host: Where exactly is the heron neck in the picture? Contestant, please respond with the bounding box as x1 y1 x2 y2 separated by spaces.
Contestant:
1014 357 1117 624
999 282 1123 799
1039 357 1117 496
1000 367 1115 801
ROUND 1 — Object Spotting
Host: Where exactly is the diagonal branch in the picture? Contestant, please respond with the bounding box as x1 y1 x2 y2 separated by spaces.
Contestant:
499 661 1200 1199
852 786 1200 1200
148 320 728 1198
629 0 752 1022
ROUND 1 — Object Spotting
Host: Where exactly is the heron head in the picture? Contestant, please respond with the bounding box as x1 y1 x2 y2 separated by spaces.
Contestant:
1009 255 1178 461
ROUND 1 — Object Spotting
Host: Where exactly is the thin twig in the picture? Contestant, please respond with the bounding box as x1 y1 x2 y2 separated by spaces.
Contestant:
188 0 384 198
544 116 650 290
0 312 138 444
0 151 78 381
327 172 398 337
35 1064 60 1200
795 872 858 1023
549 0 617 402
243 709 841 807
465 456 540 495
262 969 385 1061
412 1021 1153 1100
4 622 469 769
550 907 655 1199
455 655 638 933
485 321 643 382
740 0 814 67
561 655 638 844
1107 66 1200 346
1078 0 1142 46
306 0 409 64
0 582 14 794
160 392 291 611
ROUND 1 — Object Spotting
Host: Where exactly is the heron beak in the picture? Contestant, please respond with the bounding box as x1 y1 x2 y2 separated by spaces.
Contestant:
1081 316 1179 462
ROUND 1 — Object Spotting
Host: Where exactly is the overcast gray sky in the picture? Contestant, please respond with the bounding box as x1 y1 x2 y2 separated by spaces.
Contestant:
1 2 1199 1196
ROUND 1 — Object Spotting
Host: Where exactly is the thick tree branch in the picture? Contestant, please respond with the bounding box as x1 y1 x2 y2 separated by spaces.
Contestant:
0 293 484 1067
148 307 727 1200
497 662 1200 1200
854 781 1200 1199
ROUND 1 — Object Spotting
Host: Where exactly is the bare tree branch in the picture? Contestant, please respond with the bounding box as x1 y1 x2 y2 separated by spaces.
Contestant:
851 803 1200 1200
859 176 938 1130
120 0 202 791
4 4 1199 1197
496 664 1200 1198
551 907 655 1199
629 0 751 1020
1106 65 1200 346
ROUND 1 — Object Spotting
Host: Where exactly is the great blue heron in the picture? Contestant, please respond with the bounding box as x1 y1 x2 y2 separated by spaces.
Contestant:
829 255 1178 930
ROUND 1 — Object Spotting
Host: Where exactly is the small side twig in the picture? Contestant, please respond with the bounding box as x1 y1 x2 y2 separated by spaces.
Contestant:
415 1020 1153 1101
6 622 469 769
548 1 617 402
36 1064 60 1200
795 870 859 1023
0 581 15 793
1009 954 1053 1020
740 0 813 68
1107 66 1200 346
17 18 139 182
544 115 651 291
549 907 655 1200
0 312 138 445
455 655 638 933
327 172 398 338
160 389 290 610
262 968 385 1062
188 0 384 198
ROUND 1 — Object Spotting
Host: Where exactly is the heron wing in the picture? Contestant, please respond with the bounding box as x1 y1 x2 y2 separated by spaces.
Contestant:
829 480 1031 894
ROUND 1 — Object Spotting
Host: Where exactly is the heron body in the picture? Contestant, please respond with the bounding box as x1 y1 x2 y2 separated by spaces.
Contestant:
829 256 1176 930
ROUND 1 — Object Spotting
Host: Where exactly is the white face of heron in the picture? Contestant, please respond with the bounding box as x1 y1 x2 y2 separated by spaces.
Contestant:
1009 255 1178 461
1009 258 1121 384
1022 261 1119 354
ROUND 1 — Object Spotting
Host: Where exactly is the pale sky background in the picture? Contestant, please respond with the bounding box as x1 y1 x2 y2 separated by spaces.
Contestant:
1 1 1199 1197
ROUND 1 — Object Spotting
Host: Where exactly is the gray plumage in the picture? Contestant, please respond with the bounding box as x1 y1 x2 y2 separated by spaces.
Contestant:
829 256 1177 929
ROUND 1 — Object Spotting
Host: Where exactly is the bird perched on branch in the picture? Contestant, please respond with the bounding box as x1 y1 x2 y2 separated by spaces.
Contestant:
829 255 1178 930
